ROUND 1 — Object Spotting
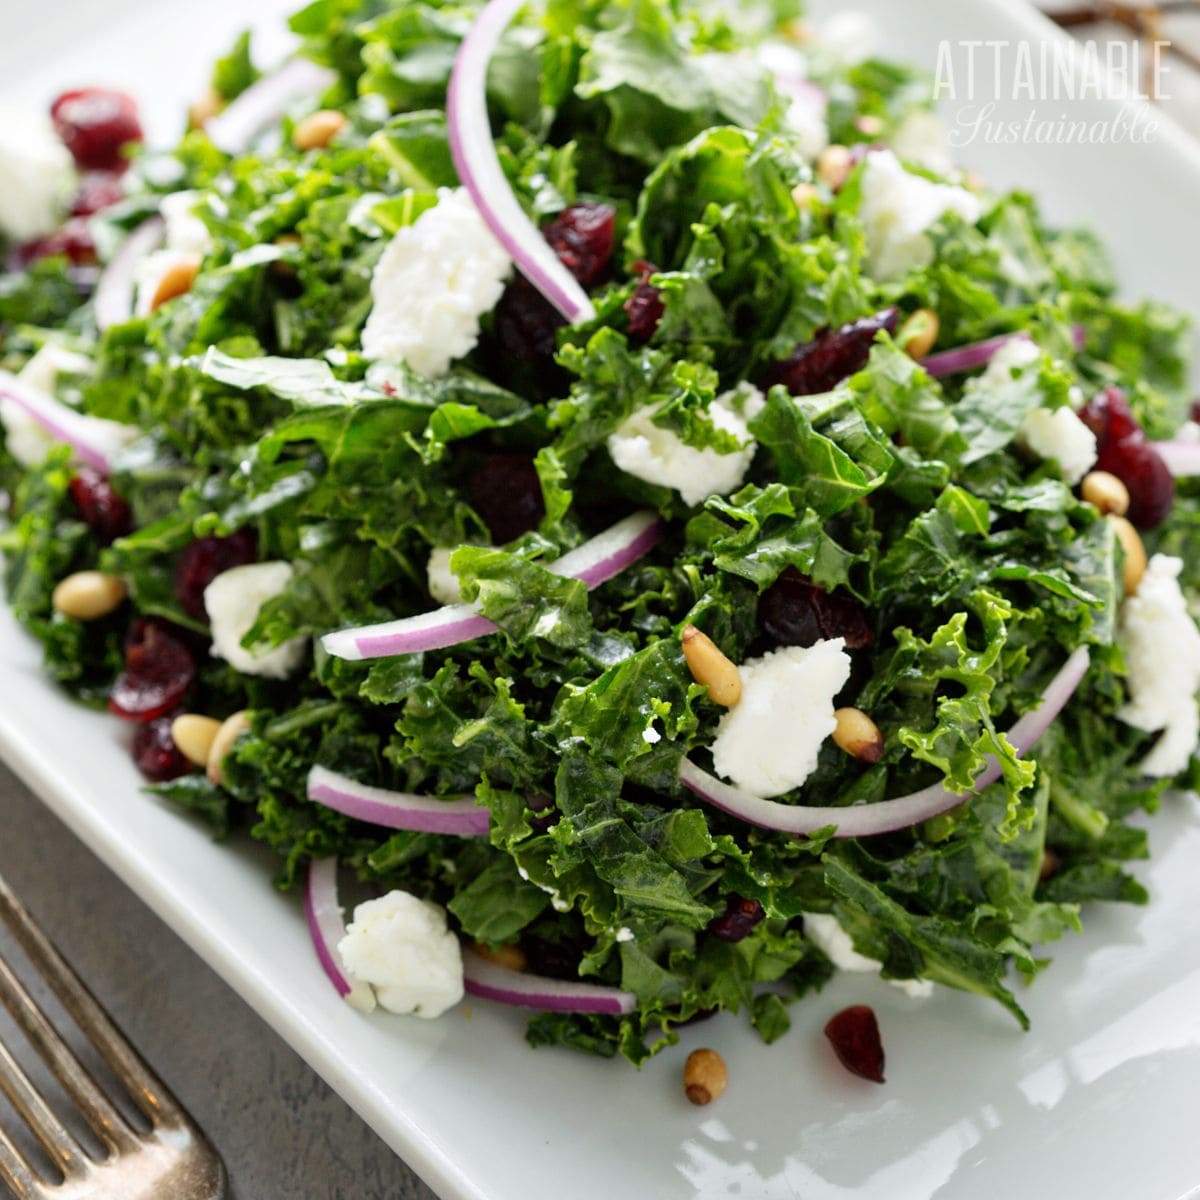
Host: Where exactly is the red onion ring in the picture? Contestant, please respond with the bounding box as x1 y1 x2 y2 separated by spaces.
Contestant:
304 857 374 1009
679 646 1090 837
919 326 1086 378
447 0 595 323
307 765 489 836
463 949 636 1016
93 215 164 331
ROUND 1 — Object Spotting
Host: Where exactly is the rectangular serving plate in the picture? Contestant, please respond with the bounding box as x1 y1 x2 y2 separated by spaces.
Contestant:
3 2 1200 1197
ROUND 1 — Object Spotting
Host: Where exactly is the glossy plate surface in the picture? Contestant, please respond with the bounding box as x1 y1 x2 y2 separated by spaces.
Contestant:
2 1 1200 1197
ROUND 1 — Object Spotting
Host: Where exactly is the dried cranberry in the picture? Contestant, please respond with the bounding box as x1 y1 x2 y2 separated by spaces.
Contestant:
763 309 898 396
1077 386 1174 530
68 467 132 544
758 569 873 650
174 529 257 621
824 1004 885 1083
625 260 665 342
468 453 545 544
14 218 97 267
494 277 563 362
542 203 616 289
1191 398 1200 425
520 933 589 982
50 88 143 171
707 894 766 943
71 171 125 216
131 714 193 782
108 619 196 722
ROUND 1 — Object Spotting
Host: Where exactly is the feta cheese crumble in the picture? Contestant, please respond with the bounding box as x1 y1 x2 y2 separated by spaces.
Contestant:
0 106 76 242
606 383 765 506
202 561 308 679
337 890 464 1018
1 343 98 468
857 150 982 282
1017 407 1098 485
361 187 511 378
710 638 851 797
890 110 955 176
802 912 934 999
980 335 1040 384
1117 554 1200 777
426 546 464 605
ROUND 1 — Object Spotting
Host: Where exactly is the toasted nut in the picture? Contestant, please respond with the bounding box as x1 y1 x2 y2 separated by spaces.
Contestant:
816 144 853 191
791 182 818 210
854 114 885 138
964 169 988 193
832 707 884 764
1110 515 1147 597
293 109 347 151
149 253 202 312
684 1048 728 1106
681 625 742 707
472 942 527 972
188 88 224 131
51 571 126 621
1081 470 1130 517
1038 848 1061 882
897 308 940 360
206 710 251 786
171 714 223 768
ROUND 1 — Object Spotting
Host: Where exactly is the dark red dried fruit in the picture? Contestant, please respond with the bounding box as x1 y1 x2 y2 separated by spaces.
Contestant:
71 171 125 217
763 309 899 396
625 259 665 342
108 619 196 722
519 933 591 982
758 569 873 650
14 218 97 267
707 894 766 943
468 453 545 544
824 1004 885 1083
68 467 133 544
494 277 564 362
50 88 143 171
1077 386 1174 530
527 793 559 833
1190 398 1200 425
174 529 257 621
131 714 193 782
542 203 616 289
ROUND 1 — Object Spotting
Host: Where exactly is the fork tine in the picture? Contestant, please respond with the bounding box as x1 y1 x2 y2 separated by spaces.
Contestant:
0 875 183 1129
0 1031 85 1177
0 951 138 1154
0 1122 41 1199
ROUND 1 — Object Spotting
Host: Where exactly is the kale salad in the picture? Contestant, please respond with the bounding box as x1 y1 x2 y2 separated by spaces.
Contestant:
2 0 1199 1069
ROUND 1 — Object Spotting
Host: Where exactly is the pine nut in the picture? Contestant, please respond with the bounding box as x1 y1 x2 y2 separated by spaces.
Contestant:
171 714 223 767
149 253 202 312
791 182 818 210
684 1048 728 1106
898 308 940 360
188 88 223 131
51 571 126 621
854 114 885 138
293 109 347 151
832 707 884 764
816 144 853 190
1080 470 1130 517
206 710 251 785
681 625 742 707
1039 848 1060 882
472 942 527 972
1110 515 1146 597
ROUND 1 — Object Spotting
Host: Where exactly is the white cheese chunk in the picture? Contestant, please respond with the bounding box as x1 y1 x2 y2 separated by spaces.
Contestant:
980 335 1041 384
426 546 464 605
710 638 851 797
361 187 511 378
202 561 307 679
1017 407 1098 485
338 891 464 1019
1118 554 1200 777
803 913 934 999
0 106 76 241
1 343 97 468
858 150 983 281
607 383 764 507
891 110 955 176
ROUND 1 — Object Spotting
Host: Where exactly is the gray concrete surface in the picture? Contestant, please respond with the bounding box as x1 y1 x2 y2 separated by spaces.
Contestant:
0 761 437 1200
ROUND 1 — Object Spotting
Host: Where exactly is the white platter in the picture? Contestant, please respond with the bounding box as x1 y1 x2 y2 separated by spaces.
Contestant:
3 1 1200 1197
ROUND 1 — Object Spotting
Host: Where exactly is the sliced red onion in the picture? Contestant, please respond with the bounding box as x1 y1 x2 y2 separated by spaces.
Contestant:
206 58 338 155
447 0 594 323
307 765 489 836
304 857 374 1010
0 371 138 474
322 511 664 661
463 950 636 1016
679 646 1091 838
93 215 164 331
919 326 1086 378
1154 440 1200 477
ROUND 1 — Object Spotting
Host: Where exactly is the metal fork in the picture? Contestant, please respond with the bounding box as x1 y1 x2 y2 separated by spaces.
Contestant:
0 871 227 1199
